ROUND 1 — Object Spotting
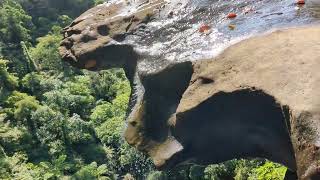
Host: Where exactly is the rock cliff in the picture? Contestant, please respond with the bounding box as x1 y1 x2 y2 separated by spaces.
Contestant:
59 0 320 179
177 26 320 179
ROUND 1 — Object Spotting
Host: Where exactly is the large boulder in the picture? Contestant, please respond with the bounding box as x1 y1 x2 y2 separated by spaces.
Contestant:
59 0 320 179
175 26 320 179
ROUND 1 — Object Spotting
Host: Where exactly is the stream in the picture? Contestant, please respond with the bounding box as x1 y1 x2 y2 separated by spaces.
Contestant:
115 0 320 73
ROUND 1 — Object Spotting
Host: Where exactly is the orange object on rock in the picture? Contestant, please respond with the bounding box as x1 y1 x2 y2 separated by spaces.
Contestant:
199 24 210 33
227 13 237 18
297 0 305 4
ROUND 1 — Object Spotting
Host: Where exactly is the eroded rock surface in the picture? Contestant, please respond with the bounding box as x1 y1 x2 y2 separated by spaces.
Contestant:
60 0 320 74
176 26 320 179
59 0 320 179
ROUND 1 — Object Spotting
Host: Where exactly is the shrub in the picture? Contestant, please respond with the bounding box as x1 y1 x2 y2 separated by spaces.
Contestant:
147 171 168 180
248 161 286 180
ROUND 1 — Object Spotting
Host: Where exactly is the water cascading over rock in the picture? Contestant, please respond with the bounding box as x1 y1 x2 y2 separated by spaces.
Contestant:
59 0 320 179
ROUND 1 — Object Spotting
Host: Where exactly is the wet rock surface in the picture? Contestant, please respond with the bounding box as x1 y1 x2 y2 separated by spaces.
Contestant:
59 0 320 179
60 0 320 73
178 26 320 179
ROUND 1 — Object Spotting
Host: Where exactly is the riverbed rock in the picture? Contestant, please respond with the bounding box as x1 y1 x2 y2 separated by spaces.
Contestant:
175 26 320 179
59 0 320 179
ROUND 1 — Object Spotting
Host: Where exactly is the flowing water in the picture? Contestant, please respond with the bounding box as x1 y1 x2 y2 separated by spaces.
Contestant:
93 1 320 177
117 0 320 73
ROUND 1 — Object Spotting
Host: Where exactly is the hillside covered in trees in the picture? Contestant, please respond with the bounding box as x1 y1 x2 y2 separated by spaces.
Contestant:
0 0 288 179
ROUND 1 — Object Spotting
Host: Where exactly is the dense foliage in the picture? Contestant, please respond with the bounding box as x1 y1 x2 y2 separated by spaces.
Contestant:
0 0 288 179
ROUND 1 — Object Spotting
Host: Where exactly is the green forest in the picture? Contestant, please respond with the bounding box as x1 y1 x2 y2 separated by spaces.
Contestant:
0 0 288 179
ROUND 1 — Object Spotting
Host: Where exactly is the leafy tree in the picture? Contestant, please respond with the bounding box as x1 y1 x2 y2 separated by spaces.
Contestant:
119 143 153 178
17 0 94 37
21 72 63 99
234 159 262 180
13 95 40 123
0 59 18 102
204 163 232 179
0 147 11 179
39 155 71 179
0 0 34 76
57 15 73 27
31 106 67 156
90 102 115 126
65 75 92 96
112 81 131 117
0 0 33 44
4 91 40 130
21 72 45 97
29 27 64 71
88 70 125 102
189 165 205 180
48 0 95 18
5 91 30 109
42 75 95 118
95 116 123 146
0 59 19 89
21 41 39 72
74 162 115 180
0 122 33 156
66 114 95 145
5 152 42 180
248 161 287 180
92 80 130 146
147 171 168 180
43 88 95 118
